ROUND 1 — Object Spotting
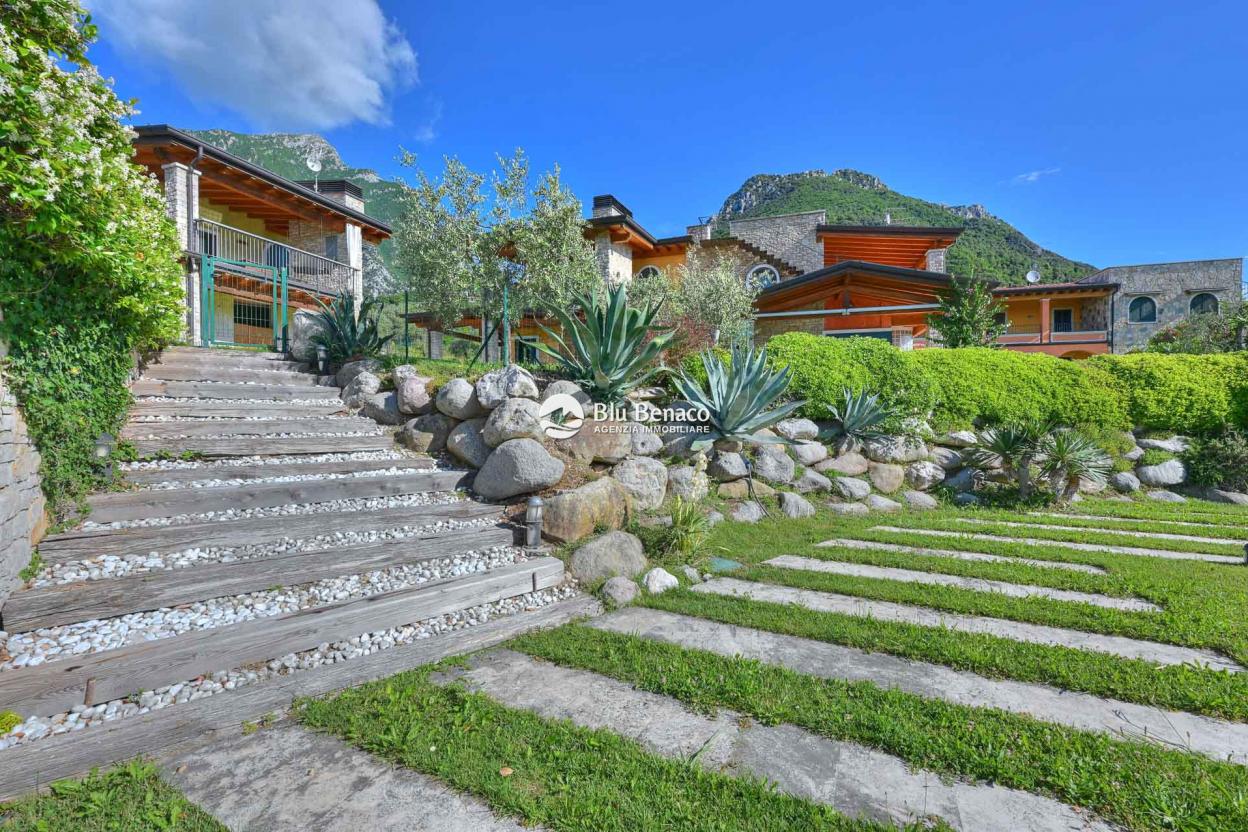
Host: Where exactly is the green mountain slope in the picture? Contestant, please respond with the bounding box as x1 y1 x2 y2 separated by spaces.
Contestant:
717 169 1095 284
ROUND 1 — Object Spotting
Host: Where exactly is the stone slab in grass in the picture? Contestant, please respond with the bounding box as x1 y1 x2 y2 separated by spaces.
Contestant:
954 518 1246 545
764 555 1159 612
694 577 1242 672
589 608 1248 765
817 538 1106 574
436 649 1110 832
874 526 1243 565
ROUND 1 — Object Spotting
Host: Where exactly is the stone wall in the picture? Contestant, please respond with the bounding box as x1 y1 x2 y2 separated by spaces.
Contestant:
727 211 826 274
754 304 825 344
594 233 633 286
0 372 47 608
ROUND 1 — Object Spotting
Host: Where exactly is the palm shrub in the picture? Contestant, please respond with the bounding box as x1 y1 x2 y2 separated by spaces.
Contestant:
963 422 1048 499
666 497 710 561
825 388 893 453
310 294 394 364
536 283 673 405
1037 429 1112 503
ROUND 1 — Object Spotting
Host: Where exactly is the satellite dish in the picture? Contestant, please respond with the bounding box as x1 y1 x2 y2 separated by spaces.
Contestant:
1025 269 1041 284
305 156 322 174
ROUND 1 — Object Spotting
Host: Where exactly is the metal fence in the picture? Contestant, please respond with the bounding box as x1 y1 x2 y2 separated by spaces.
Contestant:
194 219 356 298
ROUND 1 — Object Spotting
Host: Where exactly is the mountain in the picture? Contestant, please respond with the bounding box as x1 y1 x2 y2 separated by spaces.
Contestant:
715 169 1096 284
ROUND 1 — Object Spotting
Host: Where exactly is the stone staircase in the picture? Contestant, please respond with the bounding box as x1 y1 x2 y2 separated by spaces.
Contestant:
0 346 582 798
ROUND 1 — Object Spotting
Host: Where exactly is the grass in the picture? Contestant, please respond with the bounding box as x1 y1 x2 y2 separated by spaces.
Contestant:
0 761 222 831
296 666 920 832
513 624 1248 832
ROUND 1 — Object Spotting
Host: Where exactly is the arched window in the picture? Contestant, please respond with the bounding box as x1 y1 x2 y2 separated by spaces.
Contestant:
747 263 780 289
1190 292 1219 315
635 265 662 280
1128 296 1157 323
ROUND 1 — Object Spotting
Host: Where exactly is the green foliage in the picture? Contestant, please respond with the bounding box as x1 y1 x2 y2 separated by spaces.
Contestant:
0 710 20 734
1037 428 1112 503
1137 448 1175 467
1147 300 1248 354
927 276 1007 347
672 344 805 450
0 2 183 519
765 333 937 426
1089 352 1248 434
666 497 710 560
825 388 893 446
1184 429 1248 492
309 294 393 364
908 348 1130 432
536 283 673 404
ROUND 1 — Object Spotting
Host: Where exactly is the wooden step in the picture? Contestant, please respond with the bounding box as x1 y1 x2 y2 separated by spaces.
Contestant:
162 347 289 361
131 433 395 458
4 525 516 632
151 353 309 372
122 416 377 440
130 380 339 400
129 401 347 419
121 457 432 487
0 596 598 802
0 557 565 719
39 501 502 561
87 469 473 523
140 366 326 386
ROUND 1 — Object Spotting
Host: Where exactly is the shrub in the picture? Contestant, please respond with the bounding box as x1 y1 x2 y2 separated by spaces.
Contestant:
1137 448 1176 467
908 348 1130 432
1089 353 1248 434
765 333 937 425
1184 430 1248 492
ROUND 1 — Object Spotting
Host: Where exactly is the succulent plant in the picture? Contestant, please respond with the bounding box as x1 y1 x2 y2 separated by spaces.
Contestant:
309 293 393 364
1037 428 1112 504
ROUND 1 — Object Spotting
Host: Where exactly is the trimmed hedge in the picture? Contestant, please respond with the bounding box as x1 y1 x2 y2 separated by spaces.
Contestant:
1088 353 1248 435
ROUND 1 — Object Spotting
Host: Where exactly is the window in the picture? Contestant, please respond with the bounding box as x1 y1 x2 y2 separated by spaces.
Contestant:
747 264 780 289
635 265 662 280
1052 308 1073 333
325 235 339 263
515 336 539 363
1190 292 1219 315
1128 296 1157 323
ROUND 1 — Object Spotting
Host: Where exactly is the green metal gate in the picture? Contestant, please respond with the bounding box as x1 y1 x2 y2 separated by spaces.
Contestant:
200 256 289 351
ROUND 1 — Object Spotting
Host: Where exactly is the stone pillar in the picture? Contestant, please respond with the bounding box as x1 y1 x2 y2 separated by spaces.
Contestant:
345 221 364 314
1040 297 1052 343
0 369 48 607
162 162 201 343
594 233 633 286
925 248 947 273
426 329 443 360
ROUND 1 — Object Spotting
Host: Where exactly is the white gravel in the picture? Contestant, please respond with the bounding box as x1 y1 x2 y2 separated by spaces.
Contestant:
128 415 353 423
120 450 411 472
135 395 344 405
0 583 579 752
4 546 527 668
125 429 384 440
139 465 438 491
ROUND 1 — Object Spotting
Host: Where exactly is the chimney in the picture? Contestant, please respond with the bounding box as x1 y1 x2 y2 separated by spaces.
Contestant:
686 223 712 241
592 194 632 219
925 248 947 273
297 179 365 212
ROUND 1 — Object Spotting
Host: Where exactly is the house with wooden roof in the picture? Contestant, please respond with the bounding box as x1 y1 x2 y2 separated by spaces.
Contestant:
133 125 392 350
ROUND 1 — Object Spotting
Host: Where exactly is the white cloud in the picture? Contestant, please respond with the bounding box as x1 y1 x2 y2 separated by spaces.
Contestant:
90 0 417 130
1012 167 1061 185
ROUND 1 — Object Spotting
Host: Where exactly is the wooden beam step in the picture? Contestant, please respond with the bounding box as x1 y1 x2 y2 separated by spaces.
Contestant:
5 525 515 632
131 433 396 458
0 596 599 802
39 501 501 562
161 347 289 361
150 353 309 372
130 380 339 400
122 416 377 440
140 366 326 386
87 469 473 523
129 401 347 419
121 457 432 486
0 557 565 719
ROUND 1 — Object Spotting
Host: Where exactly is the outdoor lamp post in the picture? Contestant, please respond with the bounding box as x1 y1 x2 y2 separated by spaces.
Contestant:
94 431 115 480
525 495 544 549
315 345 330 375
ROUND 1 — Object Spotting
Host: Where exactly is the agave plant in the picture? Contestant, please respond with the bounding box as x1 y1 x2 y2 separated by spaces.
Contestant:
963 421 1048 498
309 294 393 364
1037 428 1112 504
825 388 893 453
535 283 673 405
672 344 806 453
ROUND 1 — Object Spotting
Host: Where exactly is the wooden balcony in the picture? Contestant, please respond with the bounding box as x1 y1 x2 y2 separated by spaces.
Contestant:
194 219 356 298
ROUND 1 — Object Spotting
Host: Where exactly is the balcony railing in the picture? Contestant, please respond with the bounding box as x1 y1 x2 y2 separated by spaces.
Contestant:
193 218 356 298
997 327 1107 346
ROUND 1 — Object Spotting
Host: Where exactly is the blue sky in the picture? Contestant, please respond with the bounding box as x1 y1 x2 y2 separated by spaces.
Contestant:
88 0 1246 270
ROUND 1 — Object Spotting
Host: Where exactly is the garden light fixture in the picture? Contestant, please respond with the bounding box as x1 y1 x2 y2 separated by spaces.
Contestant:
525 495 545 548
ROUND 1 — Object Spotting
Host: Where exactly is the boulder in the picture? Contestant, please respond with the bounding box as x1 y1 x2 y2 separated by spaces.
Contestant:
541 379 591 406
475 364 539 409
830 476 871 501
1137 435 1190 453
713 438 744 453
708 451 749 482
774 418 820 441
611 456 669 510
482 397 543 447
902 490 939 509
436 378 485 420
1110 471 1141 493
953 492 980 506
601 576 639 607
642 567 679 595
1146 489 1187 503
1078 477 1108 494
288 309 326 362
682 565 702 584
361 392 403 425
391 364 424 386
718 479 775 500
778 491 816 519
865 494 903 512
556 419 633 464
929 447 963 471
446 418 491 468
863 434 929 464
396 376 435 416
1124 446 1145 462
336 359 384 389
706 510 724 526
730 501 765 523
1201 488 1248 506
341 370 381 409
816 452 870 476
541 477 631 543
667 464 709 502
1136 459 1187 487
943 467 977 492
630 425 664 456
826 501 870 516
398 413 456 453
793 440 829 467
473 438 565 499
794 469 833 493
868 462 905 494
905 461 946 491
937 430 977 448
752 446 795 484
570 531 646 583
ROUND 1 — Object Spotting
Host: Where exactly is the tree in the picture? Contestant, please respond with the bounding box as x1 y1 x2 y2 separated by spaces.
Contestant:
927 276 1007 348
391 151 598 361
